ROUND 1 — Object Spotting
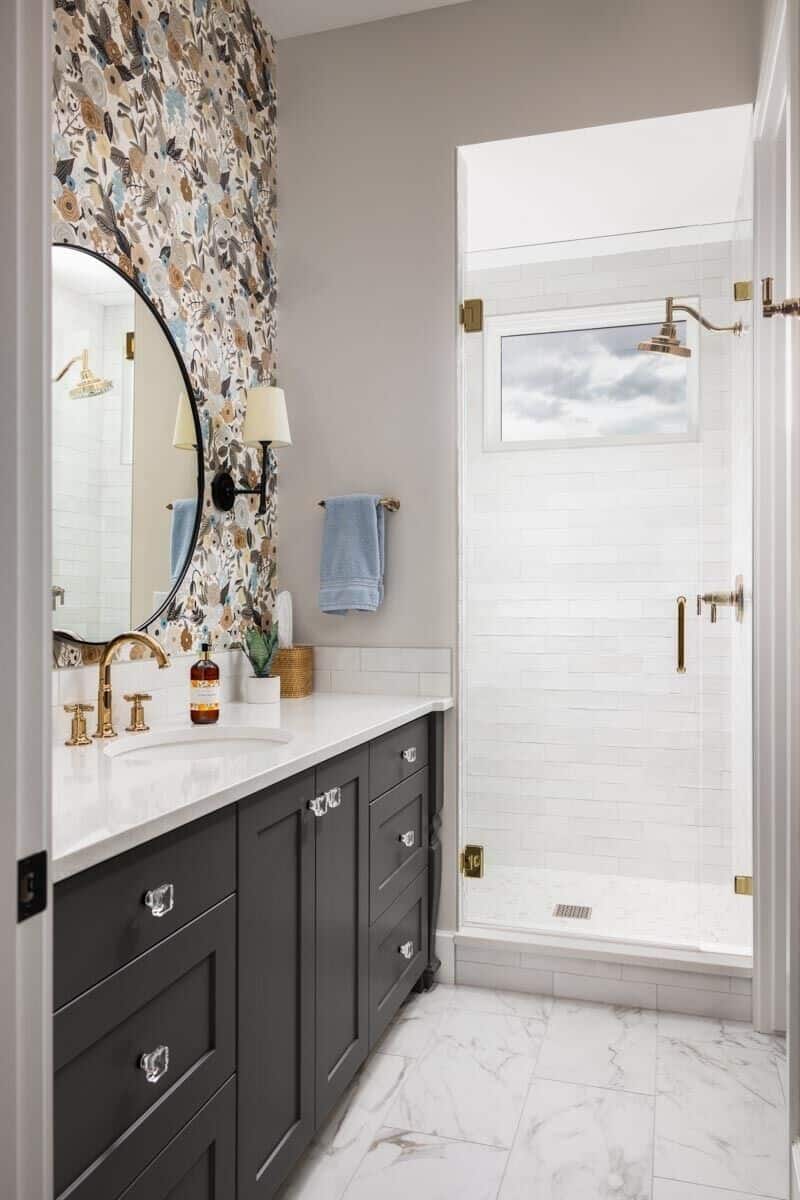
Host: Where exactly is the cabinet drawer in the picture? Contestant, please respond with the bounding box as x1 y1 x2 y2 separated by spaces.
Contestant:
118 1080 236 1200
369 870 428 1049
370 769 428 922
369 717 429 799
54 807 235 1009
55 898 236 1200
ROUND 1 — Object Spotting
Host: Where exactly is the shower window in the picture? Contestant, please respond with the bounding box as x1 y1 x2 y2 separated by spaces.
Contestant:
484 300 699 450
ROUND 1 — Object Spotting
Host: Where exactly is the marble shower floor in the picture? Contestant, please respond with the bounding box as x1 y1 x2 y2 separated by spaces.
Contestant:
462 866 753 958
277 983 787 1200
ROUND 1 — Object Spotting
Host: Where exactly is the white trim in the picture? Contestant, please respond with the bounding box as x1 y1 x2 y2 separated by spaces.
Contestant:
434 930 456 985
0 2 52 1198
454 927 750 977
482 296 700 453
752 0 791 1039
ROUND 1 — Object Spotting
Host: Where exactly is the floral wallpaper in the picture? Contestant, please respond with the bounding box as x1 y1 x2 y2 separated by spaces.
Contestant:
52 0 278 666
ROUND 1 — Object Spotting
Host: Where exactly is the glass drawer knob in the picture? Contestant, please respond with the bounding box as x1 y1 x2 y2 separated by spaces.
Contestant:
399 830 415 848
399 940 414 960
144 883 174 918
326 786 342 809
309 795 328 818
401 747 417 764
140 1044 169 1084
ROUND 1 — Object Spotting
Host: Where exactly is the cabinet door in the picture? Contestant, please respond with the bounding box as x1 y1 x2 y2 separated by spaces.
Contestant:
118 1079 235 1200
314 746 369 1126
238 773 316 1200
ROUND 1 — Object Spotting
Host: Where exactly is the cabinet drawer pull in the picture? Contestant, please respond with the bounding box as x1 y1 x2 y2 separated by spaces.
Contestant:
139 1044 170 1084
399 830 415 848
144 883 174 918
399 940 414 960
401 747 417 764
326 786 342 809
309 795 328 818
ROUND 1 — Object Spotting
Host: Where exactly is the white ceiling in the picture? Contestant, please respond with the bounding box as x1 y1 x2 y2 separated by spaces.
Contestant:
252 0 472 40
462 106 754 254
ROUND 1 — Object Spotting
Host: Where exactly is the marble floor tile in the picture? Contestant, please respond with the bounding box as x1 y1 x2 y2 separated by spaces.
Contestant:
342 1127 508 1200
499 1078 655 1200
376 1000 444 1059
654 1014 787 1198
654 1181 773 1200
278 1053 414 1200
386 1008 547 1148
536 1000 657 1094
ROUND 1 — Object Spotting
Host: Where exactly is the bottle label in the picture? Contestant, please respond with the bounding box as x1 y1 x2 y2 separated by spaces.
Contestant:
190 680 220 711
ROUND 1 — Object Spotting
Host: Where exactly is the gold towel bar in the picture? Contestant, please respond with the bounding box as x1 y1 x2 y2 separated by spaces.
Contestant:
318 497 400 511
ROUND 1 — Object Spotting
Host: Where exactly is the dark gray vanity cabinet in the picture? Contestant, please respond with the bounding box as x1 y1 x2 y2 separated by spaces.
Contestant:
54 713 444 1200
313 747 370 1125
237 746 370 1199
237 770 317 1200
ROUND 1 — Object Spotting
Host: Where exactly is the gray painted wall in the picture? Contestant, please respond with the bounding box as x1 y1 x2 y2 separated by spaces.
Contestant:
276 0 765 931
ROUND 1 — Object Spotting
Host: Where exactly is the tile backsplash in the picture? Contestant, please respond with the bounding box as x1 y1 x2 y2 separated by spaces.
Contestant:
51 645 452 743
312 647 452 698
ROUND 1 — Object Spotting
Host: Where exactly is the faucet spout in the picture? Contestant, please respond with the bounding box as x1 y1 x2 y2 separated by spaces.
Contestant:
94 632 170 739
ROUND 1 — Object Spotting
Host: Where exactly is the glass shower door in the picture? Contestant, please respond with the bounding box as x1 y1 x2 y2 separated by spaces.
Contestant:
459 228 753 959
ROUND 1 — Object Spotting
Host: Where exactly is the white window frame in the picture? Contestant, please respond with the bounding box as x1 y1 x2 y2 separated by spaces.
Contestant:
483 297 701 452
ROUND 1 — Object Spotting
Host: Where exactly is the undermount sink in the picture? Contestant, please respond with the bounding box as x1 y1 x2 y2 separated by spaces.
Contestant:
103 724 292 760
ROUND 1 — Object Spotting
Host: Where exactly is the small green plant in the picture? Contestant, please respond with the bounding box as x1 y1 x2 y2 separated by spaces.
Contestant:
242 622 280 678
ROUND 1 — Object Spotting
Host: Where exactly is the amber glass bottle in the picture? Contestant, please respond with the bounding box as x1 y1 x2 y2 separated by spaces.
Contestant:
190 643 220 725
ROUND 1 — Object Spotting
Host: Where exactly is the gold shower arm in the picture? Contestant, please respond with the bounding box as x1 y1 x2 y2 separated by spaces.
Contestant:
53 349 87 383
667 297 742 337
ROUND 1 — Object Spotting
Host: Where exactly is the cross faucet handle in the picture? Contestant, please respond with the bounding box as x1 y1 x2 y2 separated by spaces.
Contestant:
124 693 152 733
64 703 94 747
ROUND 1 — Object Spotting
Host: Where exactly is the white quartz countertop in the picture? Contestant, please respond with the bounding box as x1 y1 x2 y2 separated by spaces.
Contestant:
53 693 453 882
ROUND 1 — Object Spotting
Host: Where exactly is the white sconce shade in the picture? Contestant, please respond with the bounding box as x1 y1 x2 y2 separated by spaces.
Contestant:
242 385 292 448
172 391 196 450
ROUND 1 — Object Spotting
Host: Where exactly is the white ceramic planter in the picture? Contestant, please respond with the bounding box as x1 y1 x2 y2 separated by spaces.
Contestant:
244 674 281 705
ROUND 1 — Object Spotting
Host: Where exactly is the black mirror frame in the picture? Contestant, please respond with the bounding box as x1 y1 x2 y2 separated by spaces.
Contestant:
51 242 205 653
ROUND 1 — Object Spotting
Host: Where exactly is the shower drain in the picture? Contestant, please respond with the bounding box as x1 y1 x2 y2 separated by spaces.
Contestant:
553 903 592 920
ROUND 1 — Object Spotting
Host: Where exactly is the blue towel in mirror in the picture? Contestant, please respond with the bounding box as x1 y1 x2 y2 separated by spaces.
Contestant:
319 494 385 614
170 499 196 582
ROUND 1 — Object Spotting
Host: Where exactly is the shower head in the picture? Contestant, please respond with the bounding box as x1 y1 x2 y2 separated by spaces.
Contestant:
637 296 742 358
637 321 692 358
54 349 113 399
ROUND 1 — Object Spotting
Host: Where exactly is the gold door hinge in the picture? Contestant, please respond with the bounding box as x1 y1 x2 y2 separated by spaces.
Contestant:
459 298 484 333
460 844 484 878
733 281 753 302
734 875 753 896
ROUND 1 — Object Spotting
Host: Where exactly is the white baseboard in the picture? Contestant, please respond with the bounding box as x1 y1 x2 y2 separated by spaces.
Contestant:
435 929 456 984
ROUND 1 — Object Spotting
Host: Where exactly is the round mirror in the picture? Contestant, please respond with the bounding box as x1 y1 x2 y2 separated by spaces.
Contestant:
51 245 203 645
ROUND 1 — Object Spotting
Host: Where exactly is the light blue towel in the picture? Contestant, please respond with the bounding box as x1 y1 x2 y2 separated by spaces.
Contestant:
170 499 196 582
319 494 385 614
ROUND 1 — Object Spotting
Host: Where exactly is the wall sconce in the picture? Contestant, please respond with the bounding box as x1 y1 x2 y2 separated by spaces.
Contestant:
172 391 197 449
211 384 292 516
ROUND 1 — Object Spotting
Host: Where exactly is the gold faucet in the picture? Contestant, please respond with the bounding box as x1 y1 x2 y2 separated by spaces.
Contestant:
94 632 170 739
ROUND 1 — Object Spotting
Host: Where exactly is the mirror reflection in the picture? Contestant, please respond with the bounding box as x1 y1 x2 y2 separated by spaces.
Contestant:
51 246 201 644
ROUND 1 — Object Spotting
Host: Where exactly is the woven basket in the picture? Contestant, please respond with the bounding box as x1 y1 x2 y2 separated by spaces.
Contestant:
270 646 314 698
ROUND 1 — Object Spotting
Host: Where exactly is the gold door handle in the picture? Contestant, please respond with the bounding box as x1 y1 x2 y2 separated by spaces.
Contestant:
677 596 686 674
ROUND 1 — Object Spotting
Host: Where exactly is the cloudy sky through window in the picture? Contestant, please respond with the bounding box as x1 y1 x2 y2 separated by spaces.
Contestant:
500 321 689 442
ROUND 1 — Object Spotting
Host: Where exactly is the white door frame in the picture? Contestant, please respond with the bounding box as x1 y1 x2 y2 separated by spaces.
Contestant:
0 2 52 1198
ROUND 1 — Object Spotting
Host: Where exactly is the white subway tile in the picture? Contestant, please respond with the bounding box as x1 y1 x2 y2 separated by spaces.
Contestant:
553 974 657 1009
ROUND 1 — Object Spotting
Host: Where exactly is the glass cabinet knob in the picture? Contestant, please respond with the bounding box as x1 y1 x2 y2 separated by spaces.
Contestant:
144 882 174 918
326 787 342 809
399 830 415 848
139 1044 169 1084
309 795 328 818
401 747 417 764
399 940 414 960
